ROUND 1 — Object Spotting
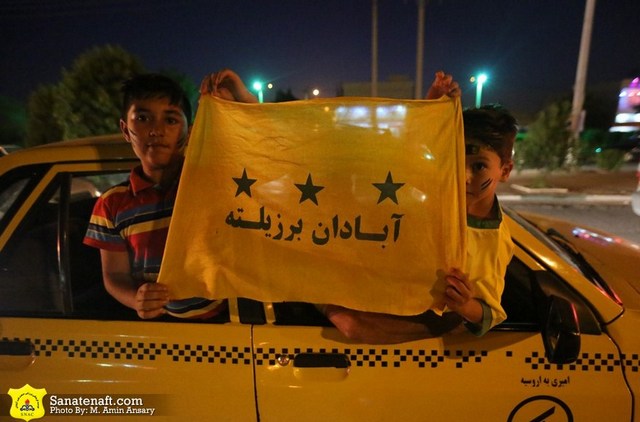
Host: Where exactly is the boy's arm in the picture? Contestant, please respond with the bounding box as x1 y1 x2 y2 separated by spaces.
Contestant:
200 69 258 103
322 305 463 344
100 249 169 319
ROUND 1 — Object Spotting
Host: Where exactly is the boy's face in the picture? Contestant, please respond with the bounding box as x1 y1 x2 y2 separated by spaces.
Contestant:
465 139 513 214
120 96 189 176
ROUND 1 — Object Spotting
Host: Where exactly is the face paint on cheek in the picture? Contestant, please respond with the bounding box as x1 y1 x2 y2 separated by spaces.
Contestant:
479 178 493 192
124 123 140 139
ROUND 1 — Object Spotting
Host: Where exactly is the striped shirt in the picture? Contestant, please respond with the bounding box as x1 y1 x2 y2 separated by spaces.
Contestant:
83 166 225 319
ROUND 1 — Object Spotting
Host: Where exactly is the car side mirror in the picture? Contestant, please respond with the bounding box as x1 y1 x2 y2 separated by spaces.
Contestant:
542 295 580 364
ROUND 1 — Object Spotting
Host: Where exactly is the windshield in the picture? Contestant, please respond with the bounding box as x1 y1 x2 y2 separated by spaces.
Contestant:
504 206 622 305
504 207 581 271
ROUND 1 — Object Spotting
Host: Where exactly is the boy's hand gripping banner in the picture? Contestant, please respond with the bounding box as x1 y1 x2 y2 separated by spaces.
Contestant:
158 96 466 315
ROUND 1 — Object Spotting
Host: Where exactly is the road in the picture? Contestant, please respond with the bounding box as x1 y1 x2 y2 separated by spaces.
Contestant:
507 203 640 245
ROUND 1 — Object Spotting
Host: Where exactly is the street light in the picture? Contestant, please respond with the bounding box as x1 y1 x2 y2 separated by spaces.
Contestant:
312 88 320 97
470 73 488 107
252 81 264 103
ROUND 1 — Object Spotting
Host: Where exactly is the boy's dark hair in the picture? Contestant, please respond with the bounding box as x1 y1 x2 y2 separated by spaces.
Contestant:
463 104 518 163
121 73 193 125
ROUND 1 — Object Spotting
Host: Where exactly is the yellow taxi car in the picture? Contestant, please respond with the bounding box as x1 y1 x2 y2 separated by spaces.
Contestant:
1 135 640 421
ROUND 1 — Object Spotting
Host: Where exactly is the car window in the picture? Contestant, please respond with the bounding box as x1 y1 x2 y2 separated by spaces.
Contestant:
273 302 332 326
270 258 540 330
501 254 601 334
270 254 601 336
64 173 130 317
0 165 48 232
0 175 70 314
84 173 132 194
0 171 132 317
0 178 28 222
0 169 236 323
500 257 538 329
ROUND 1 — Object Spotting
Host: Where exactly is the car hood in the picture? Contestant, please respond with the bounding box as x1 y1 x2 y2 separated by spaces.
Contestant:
519 211 640 310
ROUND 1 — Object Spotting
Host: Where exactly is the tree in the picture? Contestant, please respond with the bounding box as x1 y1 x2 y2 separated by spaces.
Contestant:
26 45 145 146
55 45 145 140
24 45 207 147
517 100 572 172
26 85 64 147
0 96 27 146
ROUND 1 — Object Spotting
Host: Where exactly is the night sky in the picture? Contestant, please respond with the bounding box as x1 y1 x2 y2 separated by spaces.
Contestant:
2 0 639 121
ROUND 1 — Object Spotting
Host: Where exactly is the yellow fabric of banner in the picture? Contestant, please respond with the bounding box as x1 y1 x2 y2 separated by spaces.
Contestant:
158 95 466 315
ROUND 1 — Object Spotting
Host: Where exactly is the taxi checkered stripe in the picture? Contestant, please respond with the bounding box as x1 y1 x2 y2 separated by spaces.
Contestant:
253 347 487 369
522 351 638 372
4 337 251 365
623 353 640 372
351 348 487 368
5 337 639 372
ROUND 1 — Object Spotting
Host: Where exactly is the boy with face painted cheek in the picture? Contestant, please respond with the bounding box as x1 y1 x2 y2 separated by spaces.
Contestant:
443 105 516 336
425 76 515 335
322 75 516 342
84 71 257 320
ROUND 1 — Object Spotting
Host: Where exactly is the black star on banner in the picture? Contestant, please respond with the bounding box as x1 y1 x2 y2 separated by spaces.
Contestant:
232 168 257 197
373 171 405 204
295 174 324 205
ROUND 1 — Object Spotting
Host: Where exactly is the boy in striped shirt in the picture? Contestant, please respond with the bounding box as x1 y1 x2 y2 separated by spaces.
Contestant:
84 71 256 319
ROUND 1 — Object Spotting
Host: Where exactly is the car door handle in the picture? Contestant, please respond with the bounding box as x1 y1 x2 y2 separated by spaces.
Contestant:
293 353 350 368
0 340 35 370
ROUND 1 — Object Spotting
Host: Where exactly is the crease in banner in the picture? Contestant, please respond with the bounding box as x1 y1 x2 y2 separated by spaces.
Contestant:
158 95 466 315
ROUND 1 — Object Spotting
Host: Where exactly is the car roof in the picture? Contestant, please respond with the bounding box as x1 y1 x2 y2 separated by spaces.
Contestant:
0 134 135 171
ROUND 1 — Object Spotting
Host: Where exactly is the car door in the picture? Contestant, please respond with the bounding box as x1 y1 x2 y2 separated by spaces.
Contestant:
0 164 257 421
252 250 632 421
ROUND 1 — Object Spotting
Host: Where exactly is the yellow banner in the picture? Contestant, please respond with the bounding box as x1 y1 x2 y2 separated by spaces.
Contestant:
159 96 466 315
